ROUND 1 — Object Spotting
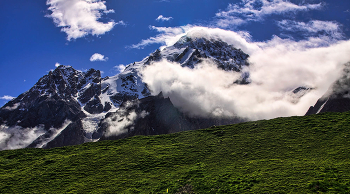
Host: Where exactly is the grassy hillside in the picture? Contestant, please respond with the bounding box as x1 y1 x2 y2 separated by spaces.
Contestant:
1 112 350 193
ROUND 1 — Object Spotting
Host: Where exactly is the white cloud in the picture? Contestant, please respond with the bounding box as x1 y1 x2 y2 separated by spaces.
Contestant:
129 25 192 49
215 16 245 28
156 15 173 22
90 53 108 62
103 101 149 137
0 95 15 101
0 125 46 150
46 0 119 40
278 20 344 39
104 110 137 137
215 0 322 28
116 20 127 26
3 103 20 111
55 62 61 67
141 27 350 121
114 64 126 72
103 101 147 137
131 21 342 52
131 26 258 53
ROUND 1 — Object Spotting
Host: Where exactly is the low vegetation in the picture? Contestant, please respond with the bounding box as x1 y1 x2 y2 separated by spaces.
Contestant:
1 111 350 193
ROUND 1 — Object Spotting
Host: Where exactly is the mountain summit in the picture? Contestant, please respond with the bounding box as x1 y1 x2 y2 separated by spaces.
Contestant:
0 36 251 150
0 66 105 149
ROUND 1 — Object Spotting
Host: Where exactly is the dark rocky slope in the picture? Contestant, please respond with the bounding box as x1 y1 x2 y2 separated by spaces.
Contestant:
96 92 244 141
306 63 350 115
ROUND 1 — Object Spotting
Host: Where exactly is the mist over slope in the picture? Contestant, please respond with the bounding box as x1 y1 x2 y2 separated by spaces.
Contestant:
141 27 350 120
0 27 350 150
0 29 251 150
306 62 350 115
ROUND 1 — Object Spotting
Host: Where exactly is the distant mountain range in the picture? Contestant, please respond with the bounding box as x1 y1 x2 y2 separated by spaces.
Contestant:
0 35 348 150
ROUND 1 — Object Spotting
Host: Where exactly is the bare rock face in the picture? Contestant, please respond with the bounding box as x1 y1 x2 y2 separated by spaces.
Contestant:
84 95 104 114
109 92 139 106
96 92 187 141
27 120 85 149
306 98 350 115
43 121 85 149
306 62 350 115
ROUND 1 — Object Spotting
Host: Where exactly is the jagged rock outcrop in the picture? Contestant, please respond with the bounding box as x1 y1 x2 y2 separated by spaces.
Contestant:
0 66 99 129
0 66 107 149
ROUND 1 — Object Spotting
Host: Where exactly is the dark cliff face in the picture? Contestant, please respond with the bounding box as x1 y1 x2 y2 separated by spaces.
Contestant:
27 120 85 149
96 92 245 141
306 62 350 115
96 93 185 141
305 97 350 115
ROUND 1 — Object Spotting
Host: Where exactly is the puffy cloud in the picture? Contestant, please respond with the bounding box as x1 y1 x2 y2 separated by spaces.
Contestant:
0 95 15 101
104 110 137 137
90 53 108 61
0 125 46 150
215 0 322 28
129 25 192 49
131 25 258 53
114 64 126 72
116 20 127 26
156 15 173 22
55 62 61 67
0 120 72 150
46 0 120 40
278 20 344 39
3 103 20 111
141 27 350 121
131 23 342 53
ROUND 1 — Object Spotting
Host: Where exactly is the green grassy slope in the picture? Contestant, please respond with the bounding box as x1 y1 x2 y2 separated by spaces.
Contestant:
1 112 350 193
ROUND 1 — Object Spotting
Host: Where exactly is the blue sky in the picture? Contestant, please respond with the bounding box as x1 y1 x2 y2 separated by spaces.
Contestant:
0 0 349 105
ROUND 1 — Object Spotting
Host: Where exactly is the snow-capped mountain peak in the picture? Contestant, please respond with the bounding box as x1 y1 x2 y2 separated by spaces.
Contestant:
0 35 252 150
156 35 250 71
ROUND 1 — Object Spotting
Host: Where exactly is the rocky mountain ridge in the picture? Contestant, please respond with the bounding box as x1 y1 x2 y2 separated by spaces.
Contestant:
0 35 252 150
0 34 334 150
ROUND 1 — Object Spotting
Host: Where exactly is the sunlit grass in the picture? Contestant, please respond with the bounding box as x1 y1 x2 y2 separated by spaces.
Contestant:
1 111 350 193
